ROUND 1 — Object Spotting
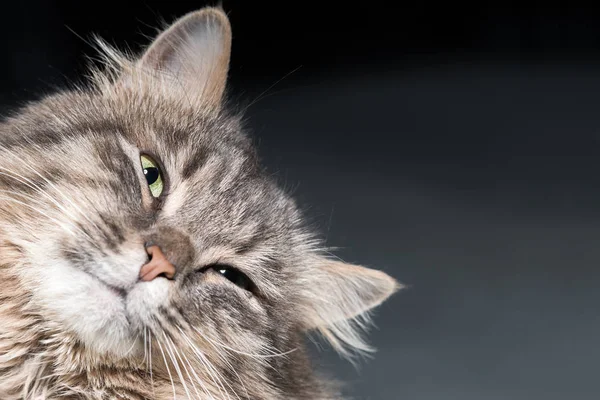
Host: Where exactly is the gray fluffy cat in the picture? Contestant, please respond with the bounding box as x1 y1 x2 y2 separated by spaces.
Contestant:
0 6 400 400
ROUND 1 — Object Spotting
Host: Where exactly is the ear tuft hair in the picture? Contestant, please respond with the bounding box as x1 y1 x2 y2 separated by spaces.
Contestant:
300 256 402 361
88 7 232 113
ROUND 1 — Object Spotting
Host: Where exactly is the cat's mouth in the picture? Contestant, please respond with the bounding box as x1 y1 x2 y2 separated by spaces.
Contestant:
87 272 129 299
103 282 128 299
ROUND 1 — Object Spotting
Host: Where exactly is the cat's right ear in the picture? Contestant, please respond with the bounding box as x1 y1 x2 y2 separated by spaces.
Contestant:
297 257 402 356
133 7 232 111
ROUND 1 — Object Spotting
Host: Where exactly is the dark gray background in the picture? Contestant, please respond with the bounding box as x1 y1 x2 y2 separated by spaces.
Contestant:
1 2 599 399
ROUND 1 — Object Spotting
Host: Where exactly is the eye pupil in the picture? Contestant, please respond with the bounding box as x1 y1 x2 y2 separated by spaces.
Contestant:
140 155 164 198
217 267 252 291
144 167 160 185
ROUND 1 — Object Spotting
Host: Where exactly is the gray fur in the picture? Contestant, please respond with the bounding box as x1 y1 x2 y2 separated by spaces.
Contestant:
0 7 400 399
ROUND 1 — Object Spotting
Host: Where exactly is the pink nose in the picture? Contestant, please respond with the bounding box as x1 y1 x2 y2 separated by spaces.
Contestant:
139 246 176 281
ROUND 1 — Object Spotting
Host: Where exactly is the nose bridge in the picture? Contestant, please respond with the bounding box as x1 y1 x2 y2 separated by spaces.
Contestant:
143 225 195 272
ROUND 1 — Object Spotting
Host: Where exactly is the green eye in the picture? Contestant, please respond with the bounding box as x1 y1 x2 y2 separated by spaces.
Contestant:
140 155 164 198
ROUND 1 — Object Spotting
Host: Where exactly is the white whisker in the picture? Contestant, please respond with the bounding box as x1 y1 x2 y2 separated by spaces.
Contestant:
123 332 140 357
149 330 155 397
177 327 233 400
0 195 79 239
16 158 105 234
143 327 148 371
162 331 191 400
3 139 101 228
0 167 96 238
155 337 177 400
188 329 249 399
165 334 205 400
195 327 297 359
0 172 96 243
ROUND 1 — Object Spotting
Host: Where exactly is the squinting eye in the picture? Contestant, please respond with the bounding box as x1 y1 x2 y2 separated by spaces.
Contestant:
140 155 164 198
212 265 253 292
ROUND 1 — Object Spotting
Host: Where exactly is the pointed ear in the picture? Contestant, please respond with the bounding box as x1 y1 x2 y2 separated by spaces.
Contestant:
301 257 401 331
137 7 232 110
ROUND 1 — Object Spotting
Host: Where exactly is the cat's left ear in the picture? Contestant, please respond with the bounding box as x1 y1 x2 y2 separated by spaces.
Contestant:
137 7 232 110
300 257 401 330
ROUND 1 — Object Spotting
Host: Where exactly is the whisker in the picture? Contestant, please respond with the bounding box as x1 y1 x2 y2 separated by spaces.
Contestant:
143 327 148 371
195 327 297 359
0 167 91 228
155 337 177 400
243 65 302 111
0 175 96 243
0 195 80 239
149 330 155 397
123 332 141 358
162 331 192 400
16 159 106 234
186 329 249 399
165 334 205 400
180 350 214 400
177 327 233 400
0 146 108 245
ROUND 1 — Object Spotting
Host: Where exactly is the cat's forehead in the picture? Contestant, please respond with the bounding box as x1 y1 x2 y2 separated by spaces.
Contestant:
93 92 297 253
38 89 254 177
97 90 249 152
6 89 296 245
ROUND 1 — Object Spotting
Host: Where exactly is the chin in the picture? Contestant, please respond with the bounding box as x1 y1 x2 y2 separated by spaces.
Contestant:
94 277 174 358
30 260 171 359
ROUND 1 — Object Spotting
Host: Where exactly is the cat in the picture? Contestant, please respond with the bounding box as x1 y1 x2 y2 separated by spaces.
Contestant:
0 6 400 400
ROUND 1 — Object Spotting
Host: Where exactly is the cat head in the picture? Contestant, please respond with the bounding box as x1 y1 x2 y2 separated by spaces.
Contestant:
0 5 399 380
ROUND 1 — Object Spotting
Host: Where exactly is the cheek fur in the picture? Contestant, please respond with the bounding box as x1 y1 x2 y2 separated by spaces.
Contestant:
62 235 148 290
173 274 269 336
167 283 277 370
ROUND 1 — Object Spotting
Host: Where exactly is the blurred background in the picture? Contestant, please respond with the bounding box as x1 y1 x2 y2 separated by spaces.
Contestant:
1 1 599 399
